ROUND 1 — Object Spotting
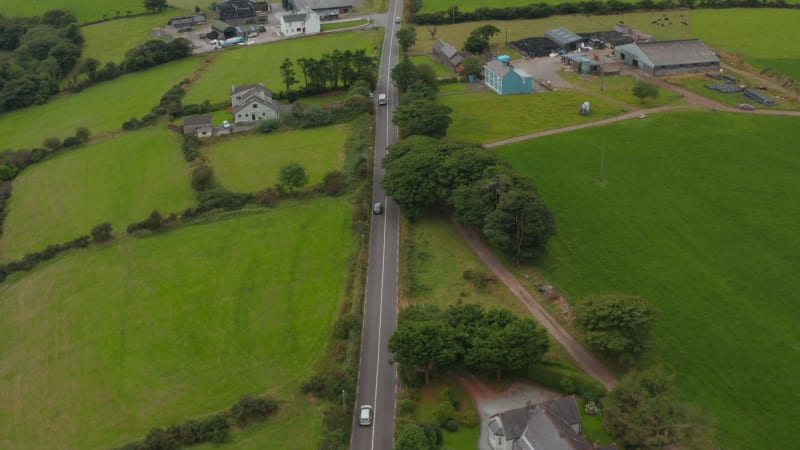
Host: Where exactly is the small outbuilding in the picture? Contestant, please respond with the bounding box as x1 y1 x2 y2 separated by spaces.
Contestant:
562 54 599 73
484 55 533 95
545 27 584 52
615 39 719 76
183 114 213 138
432 39 465 72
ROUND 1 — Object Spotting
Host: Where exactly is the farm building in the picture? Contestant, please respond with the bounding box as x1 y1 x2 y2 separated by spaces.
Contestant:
280 9 321 36
215 0 257 25
615 39 719 76
286 0 353 15
545 27 583 52
562 54 599 73
231 83 279 124
432 39 464 72
183 114 213 138
484 56 533 95
169 13 206 28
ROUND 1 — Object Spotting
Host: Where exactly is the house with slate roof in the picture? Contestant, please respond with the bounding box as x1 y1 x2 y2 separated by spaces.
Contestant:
231 83 279 124
615 39 719 76
280 9 321 36
484 56 533 95
182 114 213 138
432 39 465 72
487 396 617 450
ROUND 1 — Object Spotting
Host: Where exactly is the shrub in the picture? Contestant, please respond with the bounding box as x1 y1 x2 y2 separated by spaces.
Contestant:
196 189 252 212
191 165 215 191
90 222 113 243
257 117 282 134
61 136 82 148
321 170 347 196
463 268 495 291
439 387 461 409
122 117 140 130
230 395 278 426
332 312 360 339
434 400 455 426
0 164 18 182
254 187 279 207
301 375 326 396
444 418 459 432
43 137 62 151
398 398 415 416
75 127 91 142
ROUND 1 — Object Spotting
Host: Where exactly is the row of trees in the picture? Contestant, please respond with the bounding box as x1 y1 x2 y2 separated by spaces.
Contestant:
410 0 797 25
0 10 84 112
277 49 377 95
389 303 550 384
382 137 556 262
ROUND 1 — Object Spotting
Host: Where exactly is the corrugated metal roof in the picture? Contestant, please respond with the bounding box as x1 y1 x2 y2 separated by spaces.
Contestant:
545 27 583 46
637 39 719 66
616 43 653 67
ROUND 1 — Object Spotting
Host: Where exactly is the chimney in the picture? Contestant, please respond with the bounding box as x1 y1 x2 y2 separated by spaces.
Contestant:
231 83 236 94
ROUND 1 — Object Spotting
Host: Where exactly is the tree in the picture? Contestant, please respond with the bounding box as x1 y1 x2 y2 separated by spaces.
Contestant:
464 310 549 380
388 319 462 384
381 138 442 219
279 57 297 91
278 161 308 192
391 57 420 93
464 34 490 54
90 222 113 243
574 294 656 364
321 170 347 196
143 0 168 13
473 24 501 40
75 126 91 142
482 188 556 262
604 368 712 450
426 25 438 40
632 80 659 103
396 27 417 54
460 56 482 78
392 100 452 139
395 423 435 450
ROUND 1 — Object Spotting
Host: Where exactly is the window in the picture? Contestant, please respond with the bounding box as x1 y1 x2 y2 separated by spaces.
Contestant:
253 104 257 108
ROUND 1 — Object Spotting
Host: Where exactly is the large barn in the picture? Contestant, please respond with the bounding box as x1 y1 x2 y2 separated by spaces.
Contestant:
615 39 720 76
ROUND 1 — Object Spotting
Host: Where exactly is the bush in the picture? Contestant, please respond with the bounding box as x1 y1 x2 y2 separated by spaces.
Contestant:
61 136 82 148
301 375 326 396
439 387 461 410
332 312 360 339
191 165 215 191
90 222 113 242
463 269 495 291
196 189 252 212
254 187 279 207
257 117 282 134
434 400 455 426
122 117 140 130
321 170 347 196
75 127 91 142
230 395 278 426
43 137 61 151
444 418 459 432
398 398 415 416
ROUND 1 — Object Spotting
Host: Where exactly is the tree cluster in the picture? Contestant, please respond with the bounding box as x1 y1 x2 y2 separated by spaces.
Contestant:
381 137 556 261
574 294 657 365
463 24 500 54
278 49 377 98
410 0 794 25
0 10 84 112
632 80 660 103
113 394 278 450
389 303 550 384
604 367 712 450
390 59 453 139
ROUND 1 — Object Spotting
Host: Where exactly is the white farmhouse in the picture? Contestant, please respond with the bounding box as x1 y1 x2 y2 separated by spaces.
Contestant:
231 82 279 124
280 9 321 37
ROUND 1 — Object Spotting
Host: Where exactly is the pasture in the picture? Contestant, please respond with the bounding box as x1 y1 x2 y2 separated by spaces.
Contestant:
562 72 685 107
495 111 800 450
441 89 627 144
0 0 146 22
205 125 348 193
0 56 202 149
183 30 380 105
0 127 195 260
81 10 187 62
0 198 353 449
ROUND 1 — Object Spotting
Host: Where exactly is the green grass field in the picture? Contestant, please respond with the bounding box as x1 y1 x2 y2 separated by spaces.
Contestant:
441 89 629 144
184 30 379 105
205 125 347 193
0 56 201 150
495 111 800 449
81 10 187 63
0 0 146 22
0 198 352 449
0 127 195 259
668 73 800 111
562 72 685 107
321 18 369 31
411 55 454 77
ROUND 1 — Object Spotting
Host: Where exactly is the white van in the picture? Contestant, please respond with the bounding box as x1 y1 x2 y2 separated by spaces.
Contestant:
378 93 387 105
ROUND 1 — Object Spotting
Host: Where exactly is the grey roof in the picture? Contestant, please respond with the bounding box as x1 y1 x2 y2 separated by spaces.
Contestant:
486 59 510 77
543 396 581 427
499 407 531 440
233 95 277 115
291 0 353 10
232 83 272 97
183 114 212 126
636 39 719 66
283 12 308 22
488 416 504 436
545 27 583 46
217 0 256 20
433 39 459 59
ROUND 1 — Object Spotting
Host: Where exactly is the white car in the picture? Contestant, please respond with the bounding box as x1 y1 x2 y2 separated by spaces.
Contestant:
395 16 401 23
359 405 373 426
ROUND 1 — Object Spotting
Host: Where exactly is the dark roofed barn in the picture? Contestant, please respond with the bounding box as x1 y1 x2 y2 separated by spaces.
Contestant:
545 27 584 51
216 0 257 25
616 39 720 76
432 39 465 72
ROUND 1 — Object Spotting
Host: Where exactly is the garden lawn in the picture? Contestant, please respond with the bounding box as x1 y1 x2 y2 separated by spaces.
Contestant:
0 0 146 22
410 379 480 450
206 125 347 192
0 56 202 149
442 89 623 144
81 10 188 62
184 30 379 105
563 72 684 108
411 55 454 78
495 111 800 450
0 198 352 449
0 127 195 260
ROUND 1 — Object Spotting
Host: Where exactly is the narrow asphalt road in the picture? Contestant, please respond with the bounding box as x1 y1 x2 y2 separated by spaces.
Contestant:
350 2 402 449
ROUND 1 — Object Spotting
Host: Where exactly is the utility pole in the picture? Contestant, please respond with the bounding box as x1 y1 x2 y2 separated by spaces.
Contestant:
342 389 346 414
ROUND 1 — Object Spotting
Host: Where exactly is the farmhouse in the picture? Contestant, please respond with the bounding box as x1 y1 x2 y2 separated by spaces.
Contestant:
432 39 465 72
286 0 353 16
484 55 533 95
215 0 257 25
231 83 279 124
183 114 213 138
488 397 615 450
615 39 720 76
280 10 321 37
545 27 584 52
